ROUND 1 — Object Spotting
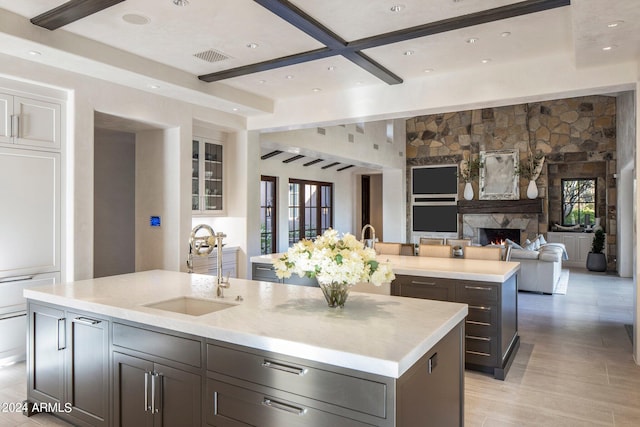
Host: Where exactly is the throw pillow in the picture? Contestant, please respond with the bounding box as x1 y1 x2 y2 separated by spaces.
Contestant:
537 234 547 245
522 239 536 251
505 238 523 250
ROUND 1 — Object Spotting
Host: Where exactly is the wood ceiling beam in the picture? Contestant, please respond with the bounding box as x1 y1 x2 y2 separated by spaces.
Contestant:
31 0 125 30
349 0 571 51
200 0 569 85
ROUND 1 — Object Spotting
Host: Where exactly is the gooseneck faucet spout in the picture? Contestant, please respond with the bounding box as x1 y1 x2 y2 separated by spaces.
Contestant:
361 224 376 249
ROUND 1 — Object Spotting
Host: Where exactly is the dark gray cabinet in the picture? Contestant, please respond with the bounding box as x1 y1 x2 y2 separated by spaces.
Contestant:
251 262 281 283
29 303 65 406
252 262 318 287
392 273 519 380
113 352 201 427
28 300 464 426
205 325 464 427
112 323 202 427
28 303 110 426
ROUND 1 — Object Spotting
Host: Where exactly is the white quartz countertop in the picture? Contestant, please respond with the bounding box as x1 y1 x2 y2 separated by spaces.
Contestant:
251 253 520 283
24 270 467 379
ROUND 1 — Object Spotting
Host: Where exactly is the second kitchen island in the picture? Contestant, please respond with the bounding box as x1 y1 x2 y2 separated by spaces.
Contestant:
252 253 520 380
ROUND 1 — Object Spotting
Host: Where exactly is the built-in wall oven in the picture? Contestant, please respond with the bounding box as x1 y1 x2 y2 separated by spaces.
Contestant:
0 272 59 365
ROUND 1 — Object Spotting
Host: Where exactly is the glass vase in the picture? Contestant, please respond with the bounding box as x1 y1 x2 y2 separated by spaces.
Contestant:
318 282 350 308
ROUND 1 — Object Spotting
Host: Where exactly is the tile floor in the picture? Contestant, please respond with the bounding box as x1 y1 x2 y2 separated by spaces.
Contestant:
0 268 636 426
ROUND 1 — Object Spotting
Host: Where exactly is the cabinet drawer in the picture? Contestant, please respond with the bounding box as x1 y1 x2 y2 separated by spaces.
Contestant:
252 263 281 283
466 304 498 328
456 282 498 303
393 275 454 302
113 323 201 368
206 378 373 427
207 344 387 419
465 334 497 366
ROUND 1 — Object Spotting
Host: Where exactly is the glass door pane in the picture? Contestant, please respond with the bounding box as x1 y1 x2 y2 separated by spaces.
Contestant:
192 140 200 210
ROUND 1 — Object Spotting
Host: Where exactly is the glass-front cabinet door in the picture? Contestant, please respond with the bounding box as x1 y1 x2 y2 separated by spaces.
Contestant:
192 138 224 214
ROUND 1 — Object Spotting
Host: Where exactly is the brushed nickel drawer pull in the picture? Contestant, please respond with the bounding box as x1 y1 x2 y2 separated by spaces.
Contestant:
57 318 66 350
469 305 492 311
0 275 34 283
262 360 307 376
411 280 436 286
256 266 273 271
464 285 493 291
73 316 101 325
466 320 491 326
466 335 491 341
466 350 491 357
144 372 150 412
262 398 307 416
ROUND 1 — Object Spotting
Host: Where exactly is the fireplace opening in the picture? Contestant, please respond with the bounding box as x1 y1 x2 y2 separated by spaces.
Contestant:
478 228 520 246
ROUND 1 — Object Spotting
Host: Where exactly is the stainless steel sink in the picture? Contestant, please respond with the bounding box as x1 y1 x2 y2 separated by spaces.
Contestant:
144 296 235 316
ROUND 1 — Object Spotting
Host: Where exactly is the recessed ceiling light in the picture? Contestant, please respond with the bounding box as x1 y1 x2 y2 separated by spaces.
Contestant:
246 43 259 49
500 31 511 37
285 75 294 79
602 45 617 51
258 79 267 84
312 88 322 92
466 37 479 44
390 4 405 12
481 58 492 64
232 107 239 112
423 68 434 73
403 50 415 56
172 0 189 6
327 66 336 71
355 81 363 85
148 84 160 89
607 20 624 28
28 50 41 56
122 13 150 25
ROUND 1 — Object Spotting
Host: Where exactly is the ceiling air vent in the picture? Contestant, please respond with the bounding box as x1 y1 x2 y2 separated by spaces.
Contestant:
193 49 230 63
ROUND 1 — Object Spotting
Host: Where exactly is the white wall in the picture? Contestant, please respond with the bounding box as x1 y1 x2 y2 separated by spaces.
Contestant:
617 92 636 278
93 128 135 277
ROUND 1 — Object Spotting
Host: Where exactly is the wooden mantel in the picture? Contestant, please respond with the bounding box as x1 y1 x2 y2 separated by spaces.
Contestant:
457 198 543 214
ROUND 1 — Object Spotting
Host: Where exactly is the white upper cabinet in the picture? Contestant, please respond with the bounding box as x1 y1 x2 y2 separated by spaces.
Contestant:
0 93 61 150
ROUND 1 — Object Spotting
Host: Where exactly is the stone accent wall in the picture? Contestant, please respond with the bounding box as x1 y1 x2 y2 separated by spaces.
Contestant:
406 95 617 270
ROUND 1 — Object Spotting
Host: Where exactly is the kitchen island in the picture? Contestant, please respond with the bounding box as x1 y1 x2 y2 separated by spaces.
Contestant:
252 254 520 380
25 270 467 427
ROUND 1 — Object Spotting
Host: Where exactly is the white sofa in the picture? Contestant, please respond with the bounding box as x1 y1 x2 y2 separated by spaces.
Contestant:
510 244 566 294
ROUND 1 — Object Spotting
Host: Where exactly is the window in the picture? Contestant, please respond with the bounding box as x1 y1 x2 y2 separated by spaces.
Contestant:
288 179 333 245
562 178 596 226
260 176 277 255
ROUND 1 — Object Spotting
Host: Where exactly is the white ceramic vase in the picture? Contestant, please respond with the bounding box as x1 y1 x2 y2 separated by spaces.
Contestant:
593 217 603 232
526 180 538 199
463 182 474 200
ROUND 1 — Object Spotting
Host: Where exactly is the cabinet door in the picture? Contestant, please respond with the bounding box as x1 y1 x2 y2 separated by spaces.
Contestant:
13 96 61 149
0 148 60 277
113 352 154 427
29 303 65 405
67 313 110 427
0 93 12 143
193 138 224 215
154 363 201 427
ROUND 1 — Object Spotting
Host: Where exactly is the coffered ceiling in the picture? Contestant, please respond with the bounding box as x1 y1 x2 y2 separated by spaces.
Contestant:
0 0 638 116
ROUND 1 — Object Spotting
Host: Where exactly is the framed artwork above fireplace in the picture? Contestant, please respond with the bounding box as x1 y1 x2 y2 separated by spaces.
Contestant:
479 149 519 200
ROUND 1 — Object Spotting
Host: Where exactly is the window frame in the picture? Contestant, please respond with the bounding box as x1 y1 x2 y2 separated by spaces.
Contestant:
288 178 333 245
561 177 597 226
260 175 277 255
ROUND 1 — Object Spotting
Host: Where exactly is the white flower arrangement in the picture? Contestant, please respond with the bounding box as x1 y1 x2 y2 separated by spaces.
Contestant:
274 228 395 287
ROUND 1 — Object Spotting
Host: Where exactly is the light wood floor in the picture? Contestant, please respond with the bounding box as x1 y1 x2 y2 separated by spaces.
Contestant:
0 268 637 426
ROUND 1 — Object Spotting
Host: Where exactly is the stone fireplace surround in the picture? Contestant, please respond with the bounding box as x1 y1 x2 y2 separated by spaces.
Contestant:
462 213 539 246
